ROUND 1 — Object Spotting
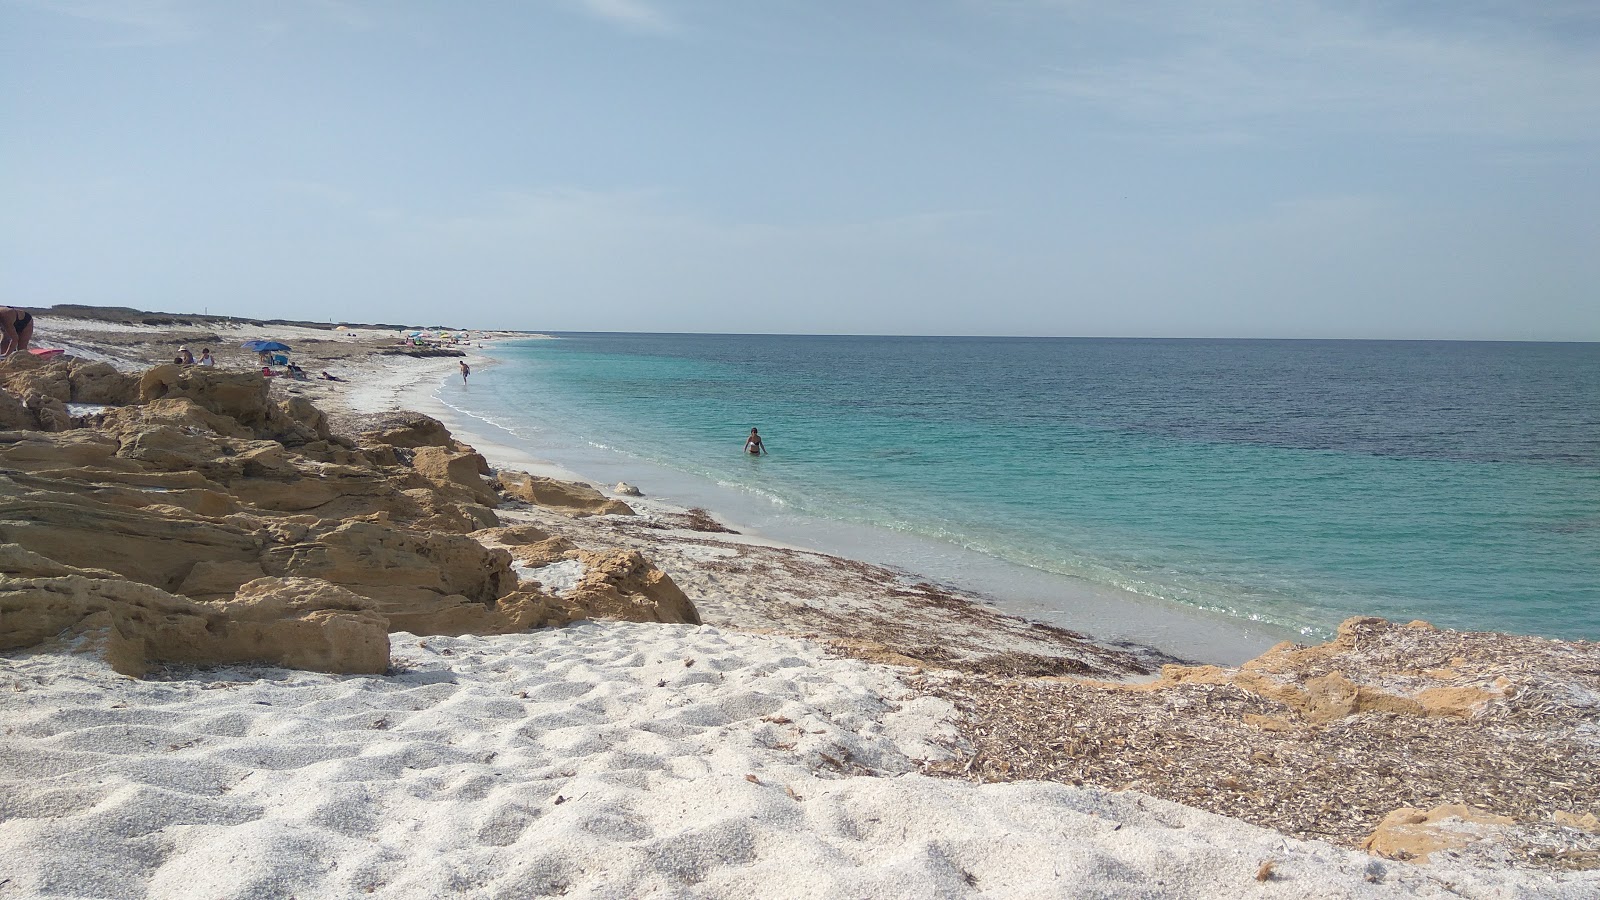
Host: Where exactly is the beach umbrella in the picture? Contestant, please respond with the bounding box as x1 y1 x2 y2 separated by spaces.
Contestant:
240 340 291 352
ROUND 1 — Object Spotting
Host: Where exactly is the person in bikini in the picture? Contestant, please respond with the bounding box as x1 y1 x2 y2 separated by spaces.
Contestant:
0 307 34 357
744 427 766 455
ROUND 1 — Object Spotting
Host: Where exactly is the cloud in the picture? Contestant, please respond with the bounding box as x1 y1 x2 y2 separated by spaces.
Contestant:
6 0 199 44
570 0 676 34
1016 1 1600 143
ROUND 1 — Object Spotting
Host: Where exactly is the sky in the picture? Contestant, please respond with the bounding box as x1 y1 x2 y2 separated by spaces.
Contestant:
2 1 1597 339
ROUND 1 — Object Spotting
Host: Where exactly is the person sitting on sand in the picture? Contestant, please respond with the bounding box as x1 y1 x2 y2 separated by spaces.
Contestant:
199 348 215 367
178 346 195 365
0 307 34 357
744 427 766 455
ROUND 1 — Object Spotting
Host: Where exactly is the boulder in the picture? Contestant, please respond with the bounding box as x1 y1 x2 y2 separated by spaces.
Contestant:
0 353 70 402
1363 804 1515 862
265 396 332 446
412 446 499 507
138 364 272 430
358 413 460 450
566 549 700 625
66 360 138 405
497 470 634 517
614 482 643 496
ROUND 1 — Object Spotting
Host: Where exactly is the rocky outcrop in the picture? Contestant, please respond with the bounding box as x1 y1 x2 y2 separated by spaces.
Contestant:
0 358 698 677
567 549 700 625
1363 804 1516 862
0 546 388 676
0 353 139 407
412 445 499 507
359 412 462 450
497 470 635 517
1150 617 1515 724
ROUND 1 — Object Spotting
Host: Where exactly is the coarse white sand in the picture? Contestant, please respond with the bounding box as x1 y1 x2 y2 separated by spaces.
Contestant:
4 623 1582 900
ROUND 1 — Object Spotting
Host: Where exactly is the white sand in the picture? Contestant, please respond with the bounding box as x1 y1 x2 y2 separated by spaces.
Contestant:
4 624 1582 899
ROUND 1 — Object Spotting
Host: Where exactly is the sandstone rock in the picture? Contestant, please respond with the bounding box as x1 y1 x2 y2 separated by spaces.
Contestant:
65 360 138 405
567 549 699 625
265 396 332 446
497 470 634 517
1554 811 1600 833
102 397 254 440
1363 804 1515 862
260 519 516 613
412 446 499 507
471 524 558 545
1151 617 1513 724
0 392 35 431
176 559 270 601
509 537 578 568
0 492 265 593
0 353 70 402
138 364 272 429
188 577 389 674
1 553 387 676
359 413 460 450
0 430 127 471
24 394 72 431
614 482 643 496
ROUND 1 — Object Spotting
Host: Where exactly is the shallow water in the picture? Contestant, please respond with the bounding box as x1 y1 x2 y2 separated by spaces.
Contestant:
441 334 1600 645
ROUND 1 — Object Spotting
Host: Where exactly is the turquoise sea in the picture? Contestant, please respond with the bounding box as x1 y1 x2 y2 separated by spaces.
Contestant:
438 334 1599 650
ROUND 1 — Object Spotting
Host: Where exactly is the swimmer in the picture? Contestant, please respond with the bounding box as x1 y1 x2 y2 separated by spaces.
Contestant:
744 427 766 455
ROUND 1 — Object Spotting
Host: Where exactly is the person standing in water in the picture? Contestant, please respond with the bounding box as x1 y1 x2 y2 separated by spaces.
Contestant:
744 427 766 455
459 360 470 384
0 307 34 357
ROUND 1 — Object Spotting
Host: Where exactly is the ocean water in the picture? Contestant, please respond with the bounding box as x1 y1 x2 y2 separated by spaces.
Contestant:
440 334 1599 646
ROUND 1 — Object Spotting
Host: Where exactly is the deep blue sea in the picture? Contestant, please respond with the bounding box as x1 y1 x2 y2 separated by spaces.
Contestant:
439 334 1599 649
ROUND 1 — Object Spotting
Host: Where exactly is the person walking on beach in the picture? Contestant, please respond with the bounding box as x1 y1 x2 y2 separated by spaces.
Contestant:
1 306 35 357
199 348 215 367
744 428 766 455
459 360 471 384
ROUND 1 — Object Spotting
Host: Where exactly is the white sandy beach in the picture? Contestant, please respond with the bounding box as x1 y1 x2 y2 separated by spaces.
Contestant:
4 624 1577 900
3 313 1597 898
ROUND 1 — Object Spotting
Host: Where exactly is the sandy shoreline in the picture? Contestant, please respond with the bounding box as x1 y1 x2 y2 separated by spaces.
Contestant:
3 310 1597 898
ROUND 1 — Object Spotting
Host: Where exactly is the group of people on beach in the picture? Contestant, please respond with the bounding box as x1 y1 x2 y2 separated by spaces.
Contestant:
174 346 215 367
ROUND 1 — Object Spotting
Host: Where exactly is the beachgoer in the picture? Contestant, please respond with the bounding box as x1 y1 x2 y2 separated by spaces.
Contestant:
178 346 195 365
744 428 766 455
199 348 215 367
1 307 35 357
460 360 470 384
320 371 342 382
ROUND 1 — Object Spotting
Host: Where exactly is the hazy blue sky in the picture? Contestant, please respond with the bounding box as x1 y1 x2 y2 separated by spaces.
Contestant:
3 1 1596 338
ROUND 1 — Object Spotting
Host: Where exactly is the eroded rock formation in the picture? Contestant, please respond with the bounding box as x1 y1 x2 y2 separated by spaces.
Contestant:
0 356 698 676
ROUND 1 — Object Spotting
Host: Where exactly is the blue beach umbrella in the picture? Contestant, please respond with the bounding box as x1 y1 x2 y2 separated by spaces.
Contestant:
240 340 291 352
